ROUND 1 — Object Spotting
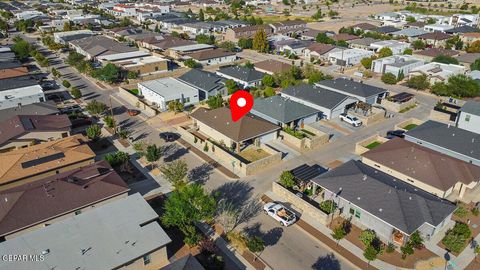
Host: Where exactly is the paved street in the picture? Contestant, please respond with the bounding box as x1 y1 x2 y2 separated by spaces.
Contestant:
23 33 439 270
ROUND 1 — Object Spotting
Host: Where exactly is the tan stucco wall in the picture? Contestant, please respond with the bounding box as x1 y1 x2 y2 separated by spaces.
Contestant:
196 120 235 146
4 193 128 239
0 131 70 151
124 60 168 75
120 247 169 270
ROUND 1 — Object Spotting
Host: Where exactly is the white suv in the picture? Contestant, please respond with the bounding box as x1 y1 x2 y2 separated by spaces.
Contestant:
339 113 362 127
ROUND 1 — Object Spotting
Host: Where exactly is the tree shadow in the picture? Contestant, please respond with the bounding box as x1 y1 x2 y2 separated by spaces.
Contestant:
163 147 188 162
212 181 253 206
112 106 126 115
243 222 283 247
187 163 214 185
133 132 149 142
84 93 101 100
311 253 341 270
119 118 137 129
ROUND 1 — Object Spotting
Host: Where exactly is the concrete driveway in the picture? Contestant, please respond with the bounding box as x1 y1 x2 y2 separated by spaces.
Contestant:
265 139 301 161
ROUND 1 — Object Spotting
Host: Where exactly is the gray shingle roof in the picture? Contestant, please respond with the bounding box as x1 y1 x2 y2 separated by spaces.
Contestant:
316 78 387 98
217 66 266 83
178 69 226 94
160 255 205 270
252 95 319 123
0 101 58 122
445 25 479 34
0 75 38 91
460 100 480 116
0 193 171 270
373 26 400 33
282 84 349 109
405 120 480 161
311 160 456 235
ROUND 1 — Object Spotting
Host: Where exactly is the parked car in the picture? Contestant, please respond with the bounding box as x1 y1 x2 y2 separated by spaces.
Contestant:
127 109 139 116
60 105 82 114
339 113 362 127
40 81 56 90
386 130 405 139
263 202 297 226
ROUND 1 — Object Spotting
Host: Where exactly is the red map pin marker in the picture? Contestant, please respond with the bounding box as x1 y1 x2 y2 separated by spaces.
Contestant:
230 90 254 122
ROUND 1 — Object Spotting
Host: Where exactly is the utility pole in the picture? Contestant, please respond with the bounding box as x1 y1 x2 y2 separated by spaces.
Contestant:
109 96 116 134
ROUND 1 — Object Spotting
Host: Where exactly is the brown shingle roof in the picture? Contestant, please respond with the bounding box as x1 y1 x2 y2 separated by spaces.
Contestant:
331 33 359 41
414 48 459 58
305 43 336 55
0 134 95 186
0 160 129 236
362 138 480 191
418 32 452 40
254 59 292 74
0 66 28 80
188 49 236 61
0 115 71 145
351 23 377 30
190 107 280 142
232 24 272 34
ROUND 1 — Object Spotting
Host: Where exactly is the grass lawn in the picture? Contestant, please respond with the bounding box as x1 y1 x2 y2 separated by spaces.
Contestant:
365 141 381 149
239 148 270 162
403 124 418 131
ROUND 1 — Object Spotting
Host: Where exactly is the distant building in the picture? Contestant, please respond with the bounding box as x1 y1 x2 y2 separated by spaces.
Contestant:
423 24 454 33
316 77 388 104
0 76 45 110
369 40 410 55
69 35 138 60
254 59 292 75
186 49 237 66
97 51 169 76
371 55 424 77
328 48 374 66
456 100 480 134
216 66 266 88
223 25 273 42
0 193 172 270
409 62 465 84
53 30 95 44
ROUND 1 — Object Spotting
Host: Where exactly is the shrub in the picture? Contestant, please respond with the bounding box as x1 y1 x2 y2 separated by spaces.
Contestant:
386 242 395 253
203 143 209 152
442 222 471 253
86 124 101 141
408 231 424 249
359 230 376 247
104 151 130 166
70 87 82 99
279 171 295 188
381 72 397 84
226 231 247 252
401 244 414 259
62 80 71 88
472 207 479 216
454 206 469 218
406 75 430 90
103 115 115 129
319 200 336 214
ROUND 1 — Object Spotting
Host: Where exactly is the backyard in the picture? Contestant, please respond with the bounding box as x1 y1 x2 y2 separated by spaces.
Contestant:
365 141 382 150
239 148 270 162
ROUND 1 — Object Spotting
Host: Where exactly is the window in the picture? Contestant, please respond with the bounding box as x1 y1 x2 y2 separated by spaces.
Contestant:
465 114 471 122
349 208 355 215
355 210 361 218
155 66 159 71
185 97 190 103
75 210 82 215
143 254 151 265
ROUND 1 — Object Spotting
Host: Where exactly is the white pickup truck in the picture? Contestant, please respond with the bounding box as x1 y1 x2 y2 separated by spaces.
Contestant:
263 202 297 226
339 113 362 127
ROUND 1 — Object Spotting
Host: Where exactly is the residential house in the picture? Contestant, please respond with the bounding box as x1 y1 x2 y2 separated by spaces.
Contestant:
0 134 95 190
97 51 168 75
186 49 237 66
316 77 388 104
328 48 374 66
280 84 358 119
362 138 480 200
269 20 306 36
69 35 138 60
460 32 480 45
0 101 59 122
391 28 428 41
0 160 129 239
303 43 339 63
404 21 426 29
351 23 377 32
0 114 71 151
0 193 172 270
413 48 459 62
0 76 45 110
181 22 214 35
371 55 424 77
190 107 280 152
456 100 480 134
161 254 205 270
424 24 454 33
53 30 94 45
138 77 199 111
417 32 452 48
216 66 266 88
311 160 456 246
449 14 480 27
300 28 334 41
141 35 195 52
268 34 295 50
254 59 292 75
455 53 480 69
165 44 215 60
223 25 273 42
445 25 479 35
372 26 400 34
369 40 410 55
348 38 380 50
251 95 320 128
0 63 28 80
277 40 312 55
177 69 227 100
405 120 480 166
409 62 465 84
331 33 359 42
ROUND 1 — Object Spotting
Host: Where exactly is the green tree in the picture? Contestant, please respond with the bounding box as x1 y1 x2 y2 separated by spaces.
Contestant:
196 34 215 45
381 72 397 84
361 57 375 69
63 21 72 31
262 74 275 87
86 124 101 141
103 115 115 129
332 224 346 245
279 171 295 188
378 47 393 58
335 40 349 48
238 38 253 49
62 80 71 88
145 144 162 168
467 40 480 53
85 100 107 116
162 184 216 246
247 236 265 261
11 38 35 61
406 16 416 23
70 87 82 99
316 32 334 44
264 86 275 97
225 79 237 94
406 75 430 90
312 9 323 20
51 67 60 78
199 9 205 21
168 100 184 113
184 59 201 68
244 61 254 69
471 58 480 71
218 41 236 52
206 94 224 109
363 245 378 265
160 159 188 189
92 63 120 83
412 40 426 50
252 29 269 53
308 71 325 84
0 19 8 33
66 51 86 66
408 231 424 249
403 48 413 55
433 74 480 98
432 55 459 65
127 71 138 79
359 230 376 247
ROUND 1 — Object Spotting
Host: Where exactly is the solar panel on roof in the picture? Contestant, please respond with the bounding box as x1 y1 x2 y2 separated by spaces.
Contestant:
21 152 66 169
290 164 328 182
